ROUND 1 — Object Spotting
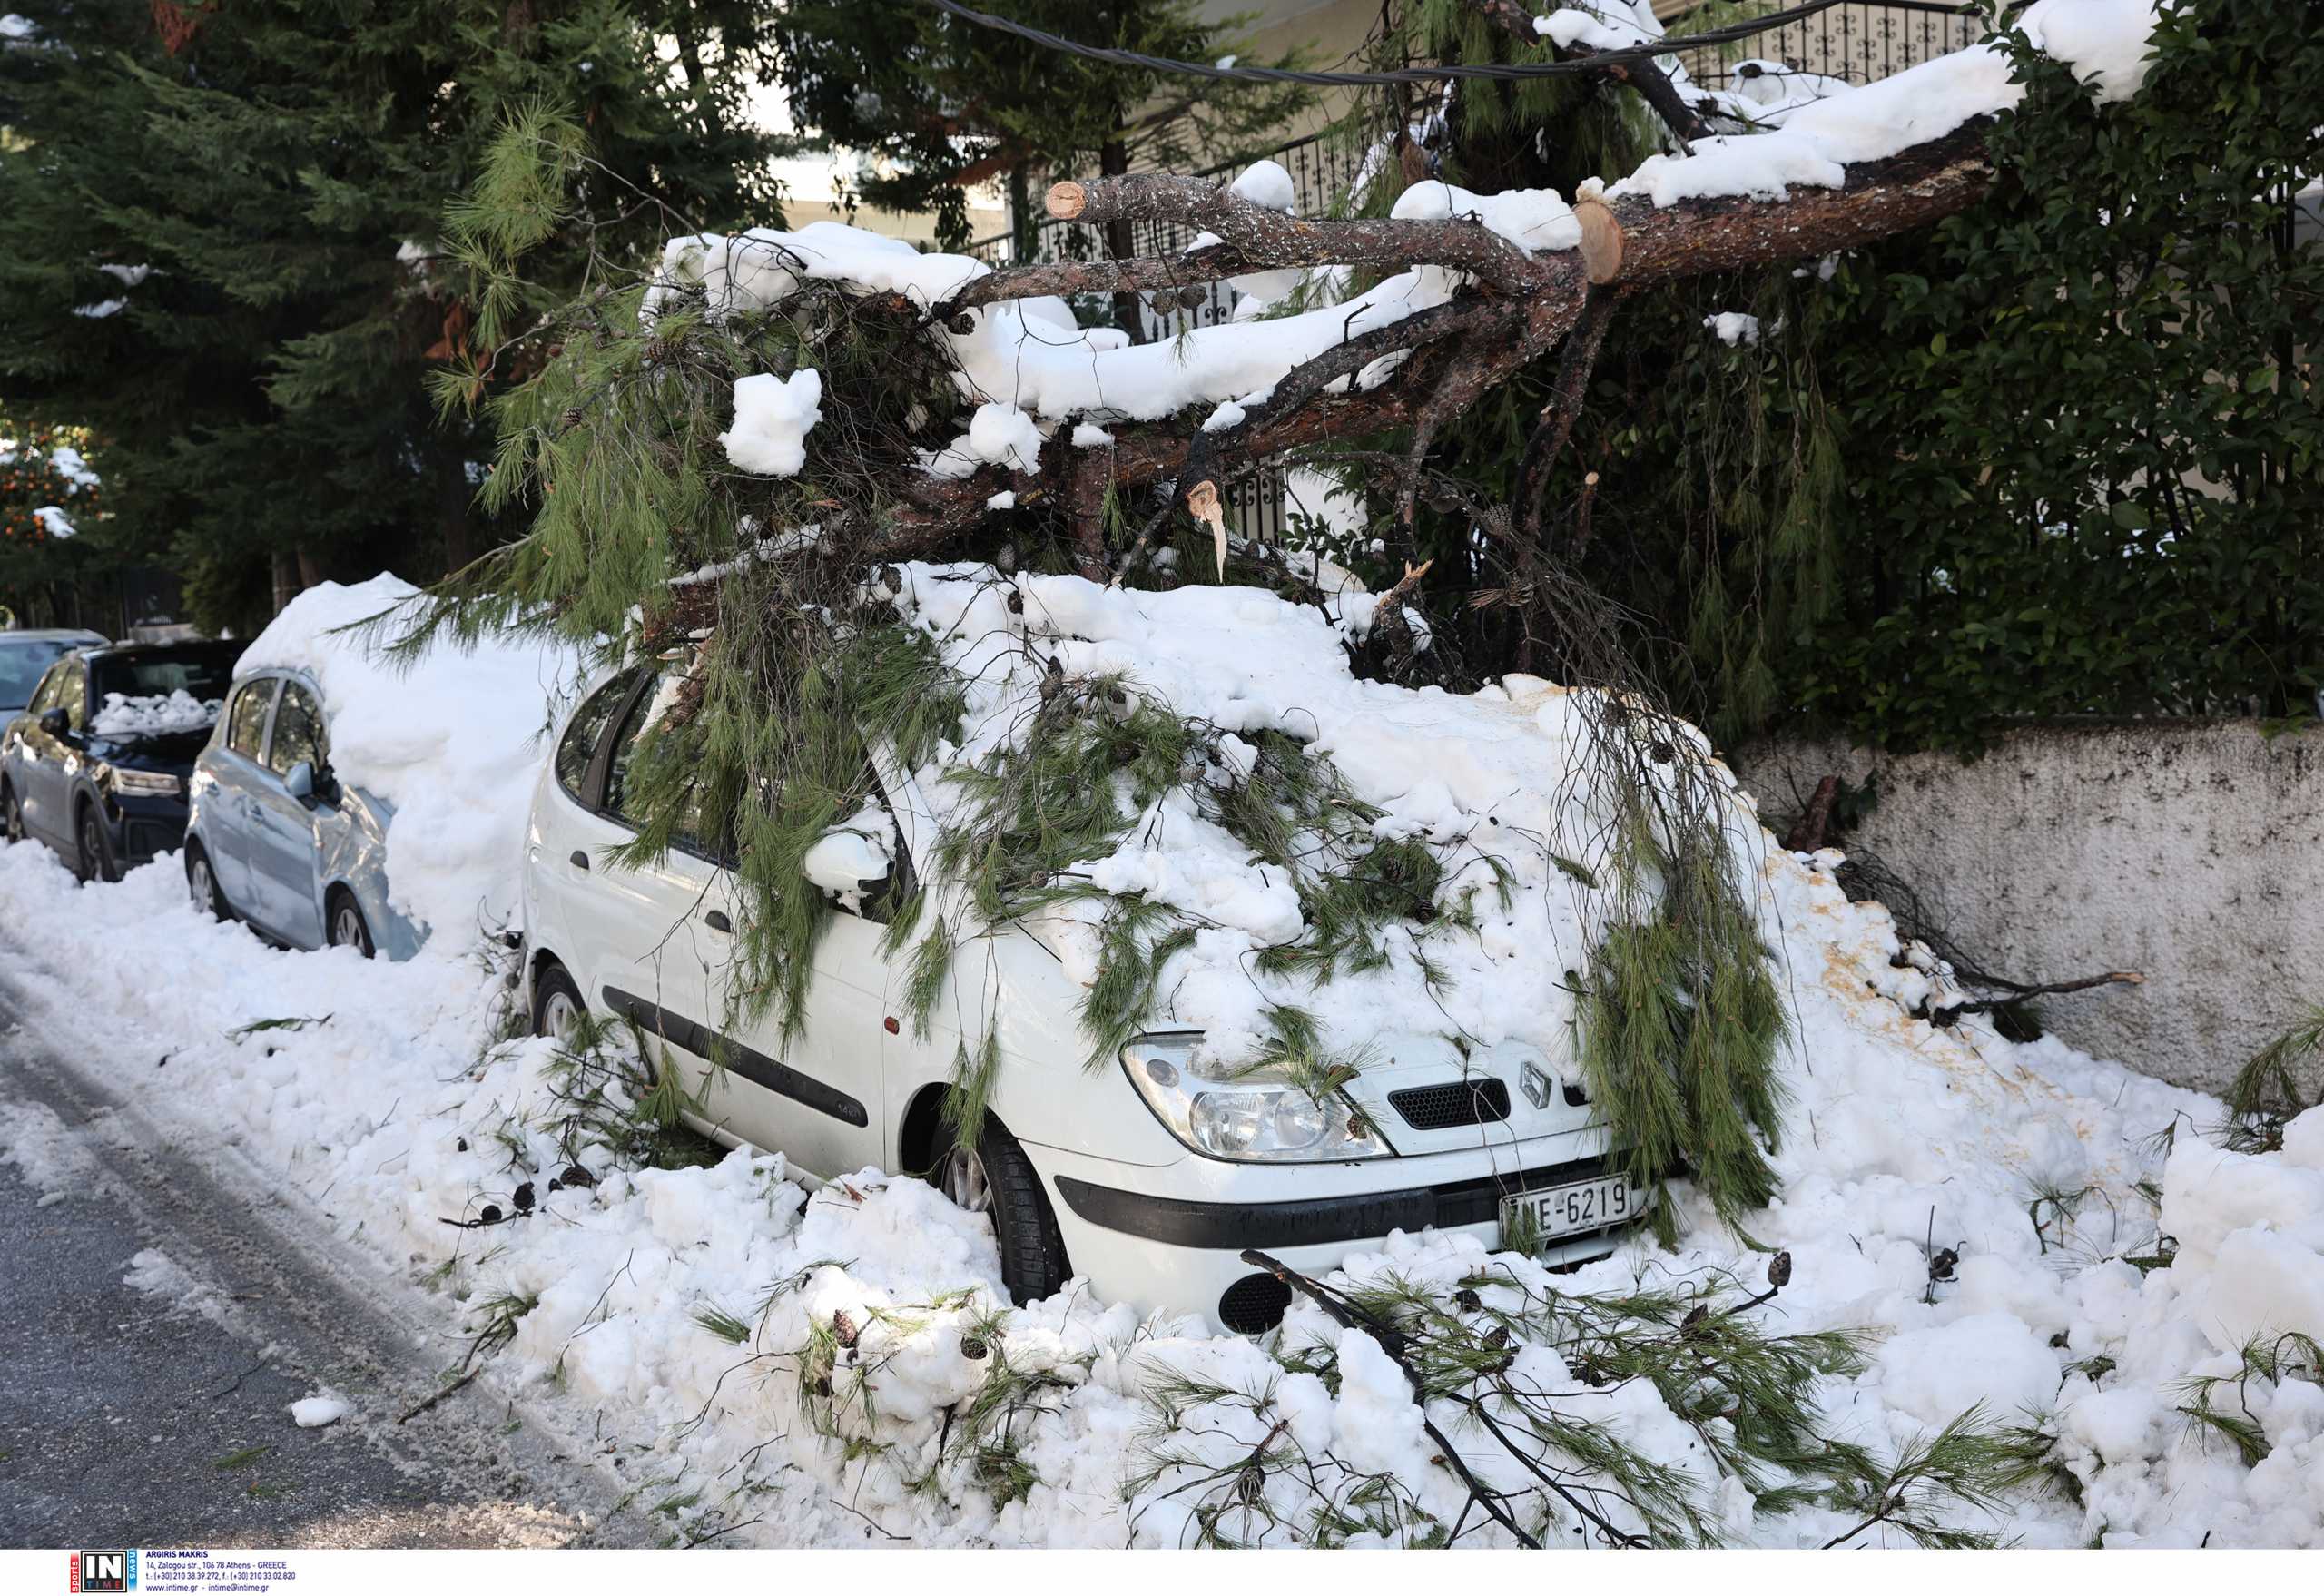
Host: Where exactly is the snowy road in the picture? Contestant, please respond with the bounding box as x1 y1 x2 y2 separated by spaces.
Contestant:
0 962 633 1548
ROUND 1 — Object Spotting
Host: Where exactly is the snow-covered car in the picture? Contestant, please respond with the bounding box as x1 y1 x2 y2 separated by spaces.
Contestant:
0 627 108 715
520 668 1642 1333
1 640 237 881
182 665 421 960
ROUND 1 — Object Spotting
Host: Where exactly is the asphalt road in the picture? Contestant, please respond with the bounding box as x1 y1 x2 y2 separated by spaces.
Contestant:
0 970 638 1549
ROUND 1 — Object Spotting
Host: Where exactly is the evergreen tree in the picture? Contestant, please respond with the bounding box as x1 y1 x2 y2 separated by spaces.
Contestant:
0 0 783 635
0 416 103 626
773 0 1313 329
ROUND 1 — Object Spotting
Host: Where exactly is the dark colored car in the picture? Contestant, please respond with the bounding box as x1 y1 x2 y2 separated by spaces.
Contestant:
1 641 241 881
0 628 108 715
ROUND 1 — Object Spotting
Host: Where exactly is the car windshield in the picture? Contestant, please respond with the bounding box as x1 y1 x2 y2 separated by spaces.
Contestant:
90 651 236 707
0 639 80 713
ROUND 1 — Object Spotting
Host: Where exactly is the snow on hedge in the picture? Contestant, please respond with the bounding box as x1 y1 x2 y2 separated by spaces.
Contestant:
235 574 582 939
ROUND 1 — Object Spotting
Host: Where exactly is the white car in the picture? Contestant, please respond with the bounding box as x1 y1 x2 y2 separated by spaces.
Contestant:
520 670 1642 1332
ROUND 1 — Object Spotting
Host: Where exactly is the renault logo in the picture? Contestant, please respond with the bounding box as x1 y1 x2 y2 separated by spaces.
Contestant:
1519 1060 1551 1110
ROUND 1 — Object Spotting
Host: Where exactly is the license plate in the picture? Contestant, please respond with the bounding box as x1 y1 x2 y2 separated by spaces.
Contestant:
1499 1177 1639 1247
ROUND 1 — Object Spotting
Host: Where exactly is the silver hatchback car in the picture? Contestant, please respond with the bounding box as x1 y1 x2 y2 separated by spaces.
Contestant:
183 666 421 960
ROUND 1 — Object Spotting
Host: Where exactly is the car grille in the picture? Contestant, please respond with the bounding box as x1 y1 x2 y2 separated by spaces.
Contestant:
1388 1077 1512 1131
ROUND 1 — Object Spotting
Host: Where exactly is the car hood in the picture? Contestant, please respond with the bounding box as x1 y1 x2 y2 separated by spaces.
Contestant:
90 728 212 773
1015 915 1605 1158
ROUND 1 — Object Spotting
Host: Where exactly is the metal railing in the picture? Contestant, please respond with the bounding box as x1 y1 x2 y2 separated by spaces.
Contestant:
1674 0 1986 92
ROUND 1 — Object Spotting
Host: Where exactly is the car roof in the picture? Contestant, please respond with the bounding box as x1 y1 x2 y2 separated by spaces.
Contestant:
0 629 108 645
81 639 237 662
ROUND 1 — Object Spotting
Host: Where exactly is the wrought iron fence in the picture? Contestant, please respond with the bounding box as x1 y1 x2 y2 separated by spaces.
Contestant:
1675 0 1986 92
960 2 1995 541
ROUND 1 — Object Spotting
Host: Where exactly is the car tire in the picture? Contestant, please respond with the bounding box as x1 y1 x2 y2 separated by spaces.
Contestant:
933 1110 1070 1308
1 780 21 846
530 959 586 1041
75 802 117 884
325 890 376 958
185 841 235 922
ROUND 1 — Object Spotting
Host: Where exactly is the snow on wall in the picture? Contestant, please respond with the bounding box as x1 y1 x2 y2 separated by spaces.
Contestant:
1733 721 2324 1095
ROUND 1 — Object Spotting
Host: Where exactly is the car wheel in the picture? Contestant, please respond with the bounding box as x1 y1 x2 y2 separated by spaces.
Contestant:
75 803 117 884
530 960 586 1041
933 1111 1069 1307
185 842 235 921
1 781 21 846
326 891 376 958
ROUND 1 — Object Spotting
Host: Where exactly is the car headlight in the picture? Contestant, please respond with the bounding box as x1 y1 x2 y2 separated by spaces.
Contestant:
1122 1033 1393 1162
110 768 181 798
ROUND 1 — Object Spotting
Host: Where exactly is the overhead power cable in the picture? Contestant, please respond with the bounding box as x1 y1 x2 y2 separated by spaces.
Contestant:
905 0 1867 88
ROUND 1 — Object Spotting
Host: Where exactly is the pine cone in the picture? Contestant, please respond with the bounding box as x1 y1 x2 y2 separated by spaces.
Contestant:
1767 1250 1793 1290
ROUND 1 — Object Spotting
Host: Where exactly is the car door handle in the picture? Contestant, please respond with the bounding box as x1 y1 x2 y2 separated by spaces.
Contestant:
704 911 732 934
568 850 589 872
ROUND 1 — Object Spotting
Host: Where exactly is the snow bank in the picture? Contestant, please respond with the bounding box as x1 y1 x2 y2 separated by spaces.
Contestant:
234 576 583 940
91 690 220 739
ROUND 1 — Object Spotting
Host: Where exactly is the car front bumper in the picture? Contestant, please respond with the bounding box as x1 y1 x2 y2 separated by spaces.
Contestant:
105 791 191 865
1033 1135 1642 1333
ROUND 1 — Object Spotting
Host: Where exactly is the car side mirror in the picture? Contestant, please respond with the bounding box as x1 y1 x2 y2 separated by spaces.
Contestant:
282 760 317 803
38 708 69 739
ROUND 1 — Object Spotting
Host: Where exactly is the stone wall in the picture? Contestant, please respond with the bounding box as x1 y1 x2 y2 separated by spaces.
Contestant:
1731 722 2323 1095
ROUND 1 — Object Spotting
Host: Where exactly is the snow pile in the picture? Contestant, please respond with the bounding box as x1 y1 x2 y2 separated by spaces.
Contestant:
290 1392 352 1428
720 369 822 477
90 690 221 739
883 566 1672 1075
4 604 2319 1542
799 797 896 911
0 1096 100 1205
234 575 583 939
1609 0 2161 206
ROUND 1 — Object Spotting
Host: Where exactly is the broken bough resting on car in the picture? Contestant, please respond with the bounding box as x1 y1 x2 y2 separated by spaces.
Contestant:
517 559 1780 1343
336 0 2324 1547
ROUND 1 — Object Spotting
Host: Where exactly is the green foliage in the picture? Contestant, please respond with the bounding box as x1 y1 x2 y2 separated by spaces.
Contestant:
2222 1000 2324 1152
2176 1334 2324 1467
0 0 783 635
1341 0 2323 753
1137 1257 2023 1548
772 1 1315 251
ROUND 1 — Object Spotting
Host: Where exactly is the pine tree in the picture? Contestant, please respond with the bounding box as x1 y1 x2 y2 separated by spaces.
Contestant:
0 415 103 625
0 0 783 635
773 0 1314 330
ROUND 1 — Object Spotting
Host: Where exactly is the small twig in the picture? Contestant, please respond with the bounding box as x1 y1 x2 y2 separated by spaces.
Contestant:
397 1369 480 1424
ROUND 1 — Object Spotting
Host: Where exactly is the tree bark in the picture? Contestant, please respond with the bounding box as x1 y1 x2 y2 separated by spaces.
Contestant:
1098 137 1147 344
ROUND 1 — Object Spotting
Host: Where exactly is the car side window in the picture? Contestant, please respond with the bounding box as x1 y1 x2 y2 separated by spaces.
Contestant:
604 678 704 844
267 684 325 775
227 680 275 760
27 665 64 717
57 660 87 731
555 674 634 803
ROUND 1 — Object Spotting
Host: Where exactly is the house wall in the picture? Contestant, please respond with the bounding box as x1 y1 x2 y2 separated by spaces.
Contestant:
1729 722 2324 1095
